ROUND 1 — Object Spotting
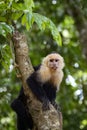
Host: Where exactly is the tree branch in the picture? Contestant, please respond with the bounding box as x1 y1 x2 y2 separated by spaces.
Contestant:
12 31 62 130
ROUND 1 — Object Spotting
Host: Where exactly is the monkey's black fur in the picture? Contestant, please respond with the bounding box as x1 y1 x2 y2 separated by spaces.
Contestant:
27 65 57 110
11 66 58 130
11 87 33 130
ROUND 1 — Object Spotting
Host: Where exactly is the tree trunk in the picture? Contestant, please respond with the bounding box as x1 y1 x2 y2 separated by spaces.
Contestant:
12 31 62 130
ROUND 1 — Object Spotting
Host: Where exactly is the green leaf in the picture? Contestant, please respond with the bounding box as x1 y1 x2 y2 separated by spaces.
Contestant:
12 12 23 20
48 20 62 46
12 3 25 11
21 13 34 30
33 13 62 45
33 13 49 30
21 14 27 25
0 23 13 37
24 0 34 12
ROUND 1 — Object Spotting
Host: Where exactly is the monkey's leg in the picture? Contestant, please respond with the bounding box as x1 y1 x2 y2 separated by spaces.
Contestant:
11 99 34 129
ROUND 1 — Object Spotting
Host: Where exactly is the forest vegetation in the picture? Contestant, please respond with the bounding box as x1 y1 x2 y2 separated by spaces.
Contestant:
0 0 87 130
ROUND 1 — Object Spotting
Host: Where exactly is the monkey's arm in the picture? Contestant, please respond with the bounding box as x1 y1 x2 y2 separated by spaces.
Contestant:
27 72 50 110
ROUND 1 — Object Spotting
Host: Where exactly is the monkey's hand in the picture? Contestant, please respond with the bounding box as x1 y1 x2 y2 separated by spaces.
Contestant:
42 99 50 111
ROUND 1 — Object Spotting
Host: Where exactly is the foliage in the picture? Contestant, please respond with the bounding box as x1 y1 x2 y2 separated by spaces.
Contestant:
0 0 61 43
0 0 87 130
0 0 61 72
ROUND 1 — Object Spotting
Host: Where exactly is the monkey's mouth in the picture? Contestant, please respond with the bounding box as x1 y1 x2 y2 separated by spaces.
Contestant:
51 66 58 70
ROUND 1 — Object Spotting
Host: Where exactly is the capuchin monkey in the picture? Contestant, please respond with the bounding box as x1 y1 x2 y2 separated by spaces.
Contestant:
27 52 65 110
11 52 64 130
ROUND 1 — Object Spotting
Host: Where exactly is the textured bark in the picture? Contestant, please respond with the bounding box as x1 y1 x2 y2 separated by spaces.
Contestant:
12 31 62 130
65 0 87 60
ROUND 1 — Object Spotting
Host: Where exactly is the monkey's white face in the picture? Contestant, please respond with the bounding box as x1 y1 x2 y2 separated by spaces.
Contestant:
43 53 64 71
39 53 64 84
48 58 59 70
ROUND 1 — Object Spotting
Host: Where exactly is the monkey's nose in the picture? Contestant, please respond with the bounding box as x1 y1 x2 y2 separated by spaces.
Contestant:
52 64 58 70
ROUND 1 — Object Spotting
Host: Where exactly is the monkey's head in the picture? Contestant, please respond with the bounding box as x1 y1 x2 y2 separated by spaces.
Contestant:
42 53 64 71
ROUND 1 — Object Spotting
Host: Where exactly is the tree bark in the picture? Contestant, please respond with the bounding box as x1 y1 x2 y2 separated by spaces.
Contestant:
12 31 62 130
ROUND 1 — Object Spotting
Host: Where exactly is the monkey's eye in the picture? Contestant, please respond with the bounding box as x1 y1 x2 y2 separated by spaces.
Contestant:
49 59 54 62
55 59 59 62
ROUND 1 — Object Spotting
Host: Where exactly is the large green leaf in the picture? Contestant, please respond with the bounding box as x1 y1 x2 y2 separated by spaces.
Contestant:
33 13 62 45
22 13 34 30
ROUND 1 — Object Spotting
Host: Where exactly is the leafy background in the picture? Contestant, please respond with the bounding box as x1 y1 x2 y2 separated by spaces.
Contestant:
0 0 87 130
